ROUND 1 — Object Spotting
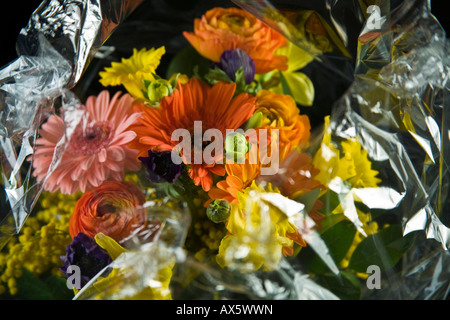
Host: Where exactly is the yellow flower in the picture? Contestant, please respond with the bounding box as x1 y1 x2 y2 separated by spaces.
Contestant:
312 116 381 189
94 233 126 260
99 46 166 99
0 191 77 296
341 139 382 188
74 233 174 300
216 181 306 272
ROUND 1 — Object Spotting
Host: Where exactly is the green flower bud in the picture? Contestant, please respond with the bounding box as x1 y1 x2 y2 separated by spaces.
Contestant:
206 199 231 223
243 111 263 130
225 132 249 163
148 79 173 102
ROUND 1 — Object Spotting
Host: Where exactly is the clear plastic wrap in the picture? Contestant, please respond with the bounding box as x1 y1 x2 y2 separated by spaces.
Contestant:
0 0 449 300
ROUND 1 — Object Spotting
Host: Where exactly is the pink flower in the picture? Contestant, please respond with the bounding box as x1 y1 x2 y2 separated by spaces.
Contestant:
32 90 141 194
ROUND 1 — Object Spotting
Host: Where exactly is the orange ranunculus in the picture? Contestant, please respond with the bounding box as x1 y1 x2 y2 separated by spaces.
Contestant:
183 7 288 74
255 90 311 152
69 181 147 243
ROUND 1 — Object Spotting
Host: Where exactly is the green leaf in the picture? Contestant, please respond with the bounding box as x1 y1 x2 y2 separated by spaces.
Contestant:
294 188 321 214
348 224 417 273
299 219 356 274
15 269 74 300
166 45 211 79
44 274 76 300
319 190 341 215
316 271 361 300
243 111 263 130
319 213 346 233
204 66 233 84
282 71 315 106
279 71 292 97
143 79 152 89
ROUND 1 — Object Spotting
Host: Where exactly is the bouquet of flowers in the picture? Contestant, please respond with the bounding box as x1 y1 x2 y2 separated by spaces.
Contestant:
0 0 449 300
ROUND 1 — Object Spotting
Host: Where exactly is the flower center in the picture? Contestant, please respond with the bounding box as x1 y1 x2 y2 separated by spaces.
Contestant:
97 203 117 217
69 121 113 156
224 14 250 29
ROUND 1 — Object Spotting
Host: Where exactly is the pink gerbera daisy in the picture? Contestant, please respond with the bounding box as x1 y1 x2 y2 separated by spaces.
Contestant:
32 90 141 194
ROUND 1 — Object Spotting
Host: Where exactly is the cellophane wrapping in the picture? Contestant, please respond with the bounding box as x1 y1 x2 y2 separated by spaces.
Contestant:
0 0 449 300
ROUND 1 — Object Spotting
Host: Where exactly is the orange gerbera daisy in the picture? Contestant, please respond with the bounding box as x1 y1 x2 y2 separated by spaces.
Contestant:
206 160 261 206
128 78 257 191
206 126 282 207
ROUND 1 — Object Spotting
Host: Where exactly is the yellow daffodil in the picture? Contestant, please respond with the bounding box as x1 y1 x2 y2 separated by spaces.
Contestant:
216 181 306 272
73 233 174 300
94 233 126 260
99 46 166 99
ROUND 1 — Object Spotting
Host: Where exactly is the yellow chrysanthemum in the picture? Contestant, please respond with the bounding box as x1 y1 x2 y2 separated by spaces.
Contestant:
341 139 382 188
99 46 166 99
216 181 306 272
312 116 381 189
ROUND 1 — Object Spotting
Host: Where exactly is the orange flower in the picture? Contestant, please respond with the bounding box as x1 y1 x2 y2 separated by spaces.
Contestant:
265 150 325 227
255 90 311 152
271 151 324 198
183 7 288 74
206 160 261 206
69 181 147 243
128 78 257 191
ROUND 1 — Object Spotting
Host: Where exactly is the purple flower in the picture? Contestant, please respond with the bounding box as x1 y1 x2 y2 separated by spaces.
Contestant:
139 150 182 183
217 48 255 84
60 233 112 288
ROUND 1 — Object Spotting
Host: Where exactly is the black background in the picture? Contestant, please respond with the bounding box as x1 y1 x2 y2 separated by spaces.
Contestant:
0 0 448 70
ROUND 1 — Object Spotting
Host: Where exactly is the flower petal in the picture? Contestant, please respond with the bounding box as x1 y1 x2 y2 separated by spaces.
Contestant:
110 131 137 146
98 148 107 163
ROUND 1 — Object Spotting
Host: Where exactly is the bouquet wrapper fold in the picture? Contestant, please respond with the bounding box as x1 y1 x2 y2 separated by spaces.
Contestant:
1 0 449 300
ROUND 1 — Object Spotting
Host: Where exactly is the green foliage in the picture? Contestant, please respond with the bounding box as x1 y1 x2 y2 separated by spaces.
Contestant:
348 224 417 273
299 219 357 274
167 45 263 97
294 188 321 215
15 269 74 300
315 271 362 300
166 45 211 79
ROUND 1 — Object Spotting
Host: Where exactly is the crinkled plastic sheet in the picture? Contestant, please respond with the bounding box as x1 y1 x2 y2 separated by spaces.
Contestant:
0 0 143 248
231 0 450 299
1 0 449 300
